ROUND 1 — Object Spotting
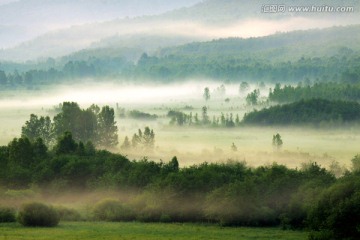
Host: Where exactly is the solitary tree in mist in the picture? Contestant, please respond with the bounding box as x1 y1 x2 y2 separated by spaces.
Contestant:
97 106 118 149
272 133 283 150
121 136 131 150
202 106 210 124
203 87 210 101
235 114 240 126
246 89 260 106
194 113 199 125
143 127 155 151
231 143 237 152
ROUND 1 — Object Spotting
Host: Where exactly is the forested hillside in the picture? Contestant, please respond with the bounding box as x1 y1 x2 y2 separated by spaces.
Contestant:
242 99 360 126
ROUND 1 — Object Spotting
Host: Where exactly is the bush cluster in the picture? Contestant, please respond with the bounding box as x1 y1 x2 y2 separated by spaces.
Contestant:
93 199 135 222
17 202 60 227
0 206 16 223
55 206 82 221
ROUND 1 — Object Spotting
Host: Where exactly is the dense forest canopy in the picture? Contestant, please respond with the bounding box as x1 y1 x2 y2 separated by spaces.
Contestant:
242 99 360 126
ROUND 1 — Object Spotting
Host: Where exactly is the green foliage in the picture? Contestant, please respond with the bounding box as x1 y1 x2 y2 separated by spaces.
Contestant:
55 132 78 155
2 130 360 238
351 154 360 172
2 26 360 88
272 133 283 149
55 206 82 221
0 206 16 223
53 102 98 145
168 110 192 126
246 89 260 105
201 106 210 124
307 174 360 240
130 127 155 151
93 199 135 222
22 114 53 146
243 99 360 126
97 106 118 148
269 82 360 103
120 136 131 150
17 202 60 227
203 87 210 101
128 110 158 120
162 156 179 174
21 102 118 149
5 137 41 188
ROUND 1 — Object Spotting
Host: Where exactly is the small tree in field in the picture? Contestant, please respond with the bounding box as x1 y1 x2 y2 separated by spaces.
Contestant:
121 136 131 150
203 87 210 101
272 133 283 150
231 143 237 152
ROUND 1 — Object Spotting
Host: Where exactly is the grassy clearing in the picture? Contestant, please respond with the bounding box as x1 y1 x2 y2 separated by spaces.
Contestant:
0 222 307 240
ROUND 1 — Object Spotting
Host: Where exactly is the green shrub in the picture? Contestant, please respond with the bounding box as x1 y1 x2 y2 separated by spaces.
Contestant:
17 202 60 227
0 206 16 222
93 199 135 222
307 175 360 240
55 206 82 221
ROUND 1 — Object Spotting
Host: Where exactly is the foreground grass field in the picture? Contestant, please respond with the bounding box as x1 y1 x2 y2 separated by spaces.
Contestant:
0 222 307 240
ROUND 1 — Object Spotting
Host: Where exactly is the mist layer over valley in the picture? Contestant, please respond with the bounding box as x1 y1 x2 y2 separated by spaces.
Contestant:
1 81 359 172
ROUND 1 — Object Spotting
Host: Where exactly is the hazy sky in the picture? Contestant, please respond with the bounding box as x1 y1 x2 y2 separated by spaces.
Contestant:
0 0 17 6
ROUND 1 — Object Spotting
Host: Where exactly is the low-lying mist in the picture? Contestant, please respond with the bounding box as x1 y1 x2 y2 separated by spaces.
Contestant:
1 80 359 171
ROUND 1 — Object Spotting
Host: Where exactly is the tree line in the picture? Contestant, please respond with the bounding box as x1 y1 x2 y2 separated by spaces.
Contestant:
269 82 360 103
1 50 360 90
168 108 241 128
1 132 360 239
242 98 360 126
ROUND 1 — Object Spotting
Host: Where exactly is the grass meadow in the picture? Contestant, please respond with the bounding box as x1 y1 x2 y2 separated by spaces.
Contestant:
0 222 307 240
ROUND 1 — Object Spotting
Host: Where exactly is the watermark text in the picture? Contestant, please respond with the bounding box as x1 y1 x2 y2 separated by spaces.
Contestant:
262 4 354 13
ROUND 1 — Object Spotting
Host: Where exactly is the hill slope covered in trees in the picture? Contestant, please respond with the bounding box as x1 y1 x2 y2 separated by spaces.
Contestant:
242 99 360 126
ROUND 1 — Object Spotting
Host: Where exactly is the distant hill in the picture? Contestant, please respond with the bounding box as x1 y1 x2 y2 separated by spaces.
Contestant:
157 25 360 60
0 0 201 49
1 25 360 85
242 99 360 126
1 0 359 62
